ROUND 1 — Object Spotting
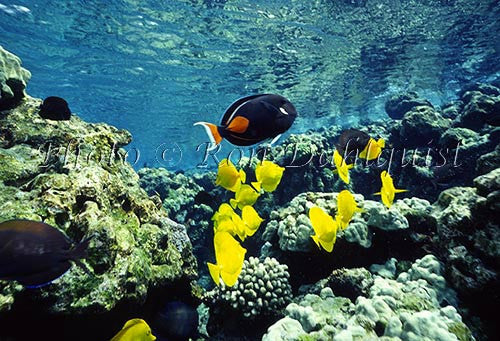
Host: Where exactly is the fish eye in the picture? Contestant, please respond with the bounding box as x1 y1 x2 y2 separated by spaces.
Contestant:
279 107 289 115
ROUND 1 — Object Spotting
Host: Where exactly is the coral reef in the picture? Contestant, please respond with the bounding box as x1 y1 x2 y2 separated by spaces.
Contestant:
260 191 436 289
263 255 472 341
0 48 198 341
262 191 431 253
206 256 292 319
429 169 499 338
0 45 30 110
203 257 292 339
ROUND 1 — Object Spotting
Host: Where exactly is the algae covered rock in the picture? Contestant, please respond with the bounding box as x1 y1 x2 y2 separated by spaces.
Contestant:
385 92 433 120
399 105 451 147
0 95 197 314
457 90 500 129
0 45 30 110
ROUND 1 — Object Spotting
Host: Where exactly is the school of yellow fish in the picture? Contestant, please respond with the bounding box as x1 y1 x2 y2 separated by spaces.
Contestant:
208 130 406 283
311 132 406 253
209 159 284 287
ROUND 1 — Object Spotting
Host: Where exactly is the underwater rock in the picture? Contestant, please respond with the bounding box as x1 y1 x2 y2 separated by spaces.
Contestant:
138 167 221 279
261 316 306 341
473 168 500 197
385 92 433 120
476 143 500 175
263 255 472 341
205 257 292 339
308 267 374 302
457 90 500 130
430 177 499 339
441 101 464 120
262 192 429 253
0 98 198 314
399 105 451 147
261 192 435 288
0 45 30 110
0 57 197 334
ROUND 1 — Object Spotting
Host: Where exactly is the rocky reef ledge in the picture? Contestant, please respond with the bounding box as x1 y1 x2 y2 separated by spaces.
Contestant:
0 46 198 340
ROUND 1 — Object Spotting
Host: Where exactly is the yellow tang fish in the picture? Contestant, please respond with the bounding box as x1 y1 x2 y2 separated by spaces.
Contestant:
207 231 247 287
252 160 285 192
212 203 243 238
359 137 385 160
110 318 156 341
309 206 338 252
212 204 263 241
215 158 246 192
240 205 264 238
333 149 354 184
374 171 407 208
335 190 363 230
230 183 261 210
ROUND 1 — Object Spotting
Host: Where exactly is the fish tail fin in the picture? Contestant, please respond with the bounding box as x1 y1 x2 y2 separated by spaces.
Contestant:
377 138 386 148
194 122 223 149
230 198 238 209
70 235 93 275
71 235 93 260
239 169 246 183
250 181 261 193
207 262 221 286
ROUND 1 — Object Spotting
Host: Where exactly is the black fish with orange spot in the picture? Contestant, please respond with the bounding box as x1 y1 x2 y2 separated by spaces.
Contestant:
0 219 91 288
194 94 297 150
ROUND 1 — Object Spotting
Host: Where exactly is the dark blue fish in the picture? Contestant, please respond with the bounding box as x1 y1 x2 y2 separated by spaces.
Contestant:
195 94 297 150
0 219 90 288
38 96 71 121
153 301 199 341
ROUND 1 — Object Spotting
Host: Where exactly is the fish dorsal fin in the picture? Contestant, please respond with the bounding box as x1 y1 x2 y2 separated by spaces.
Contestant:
226 116 250 133
221 94 266 126
123 318 143 329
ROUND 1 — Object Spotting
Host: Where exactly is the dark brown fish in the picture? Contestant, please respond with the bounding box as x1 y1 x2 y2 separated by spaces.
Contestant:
0 219 90 288
335 129 371 159
38 96 71 121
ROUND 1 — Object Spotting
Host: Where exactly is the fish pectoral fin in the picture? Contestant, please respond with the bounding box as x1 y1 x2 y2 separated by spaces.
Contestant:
194 122 223 148
394 189 408 193
373 192 381 196
226 116 250 133
268 134 282 147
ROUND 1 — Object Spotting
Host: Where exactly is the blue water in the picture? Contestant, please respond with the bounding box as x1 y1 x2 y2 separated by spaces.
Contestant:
1 0 499 169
